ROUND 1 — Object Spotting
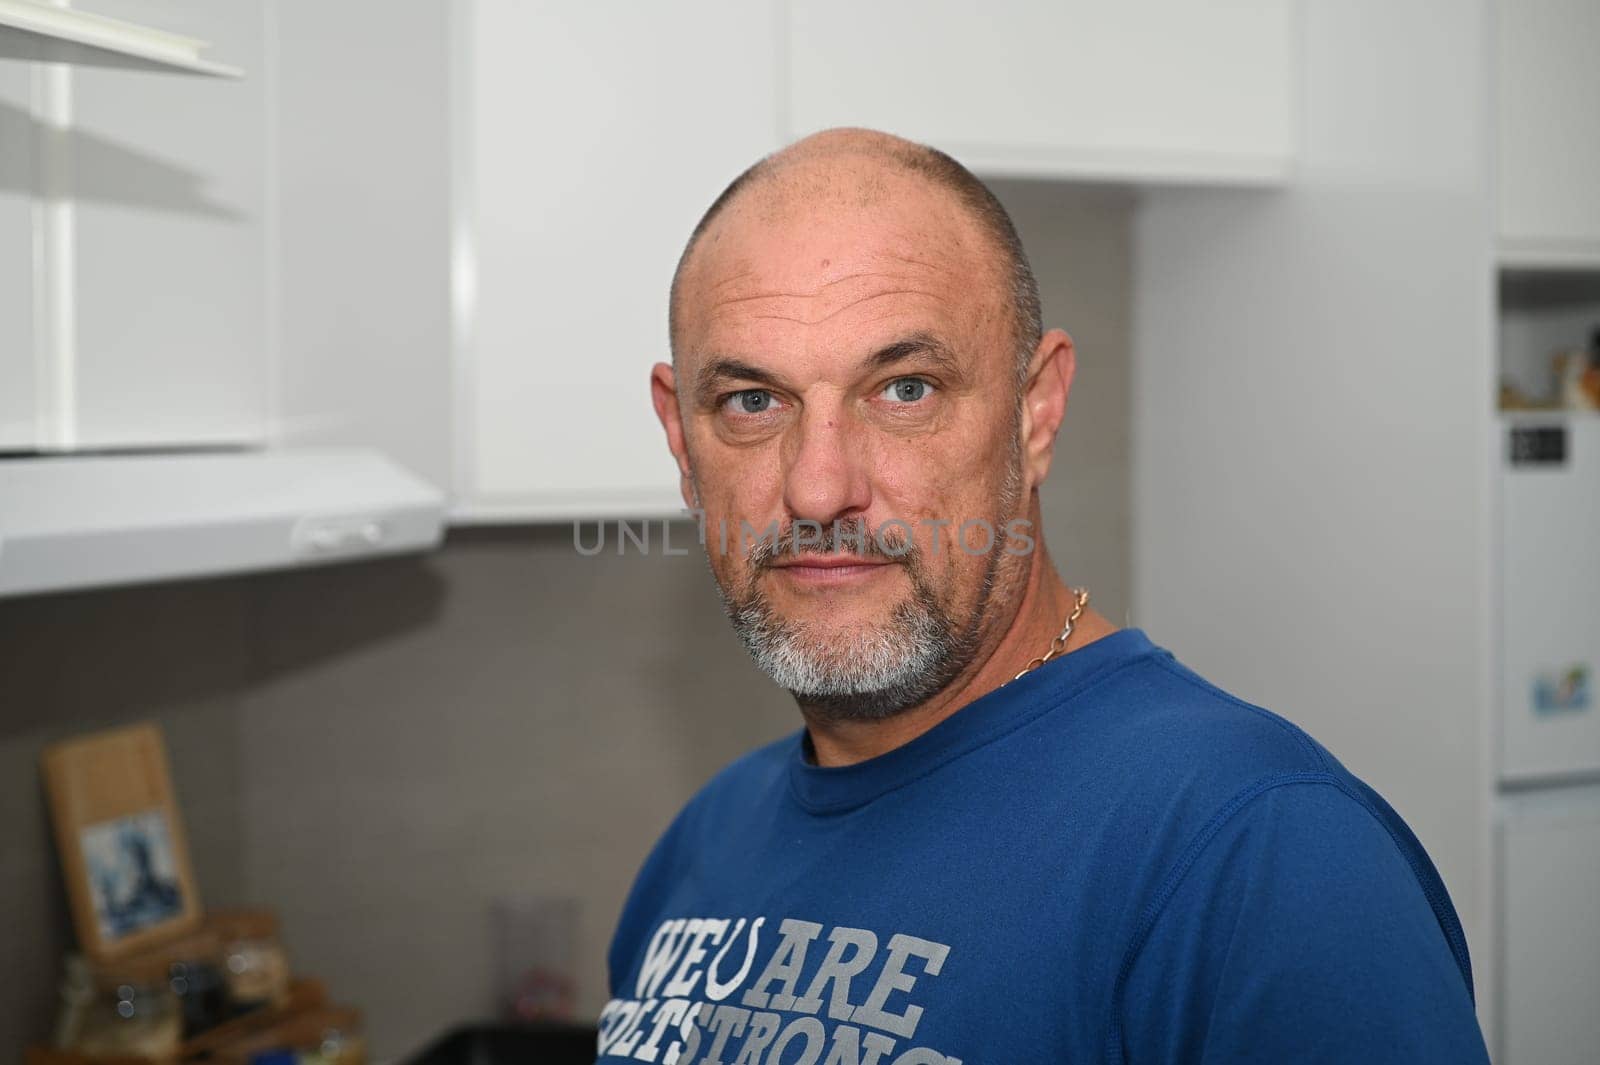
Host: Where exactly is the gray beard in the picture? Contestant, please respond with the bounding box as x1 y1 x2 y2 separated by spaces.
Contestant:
718 518 1006 722
732 567 982 722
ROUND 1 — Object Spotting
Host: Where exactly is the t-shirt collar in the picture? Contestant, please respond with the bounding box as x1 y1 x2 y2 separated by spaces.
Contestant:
787 627 1160 815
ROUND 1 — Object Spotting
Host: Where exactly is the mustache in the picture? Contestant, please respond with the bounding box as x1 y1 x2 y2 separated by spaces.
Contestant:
748 517 915 569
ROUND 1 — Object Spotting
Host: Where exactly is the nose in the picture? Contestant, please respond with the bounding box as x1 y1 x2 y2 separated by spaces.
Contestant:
781 402 872 531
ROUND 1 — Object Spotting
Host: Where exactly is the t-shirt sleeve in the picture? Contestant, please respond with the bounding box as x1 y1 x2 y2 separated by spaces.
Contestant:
1116 779 1490 1065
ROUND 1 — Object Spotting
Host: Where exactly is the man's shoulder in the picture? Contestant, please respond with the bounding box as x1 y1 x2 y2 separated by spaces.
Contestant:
1047 642 1444 872
1073 647 1477 996
1051 641 1342 788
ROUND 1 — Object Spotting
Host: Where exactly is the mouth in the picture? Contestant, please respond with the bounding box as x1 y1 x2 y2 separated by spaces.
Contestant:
768 555 897 586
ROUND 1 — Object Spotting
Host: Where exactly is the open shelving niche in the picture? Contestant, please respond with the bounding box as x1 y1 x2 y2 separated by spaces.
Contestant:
1497 265 1600 420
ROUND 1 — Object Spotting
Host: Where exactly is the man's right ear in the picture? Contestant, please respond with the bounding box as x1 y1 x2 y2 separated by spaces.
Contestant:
650 362 696 509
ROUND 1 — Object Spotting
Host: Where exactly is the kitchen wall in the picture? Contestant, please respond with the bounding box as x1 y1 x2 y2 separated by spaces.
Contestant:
0 183 1133 1061
1131 0 1497 1039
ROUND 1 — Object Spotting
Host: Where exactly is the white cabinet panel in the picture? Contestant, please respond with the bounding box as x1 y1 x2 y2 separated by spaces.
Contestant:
0 64 34 450
786 0 1294 184
1496 0 1600 265
1500 790 1600 1065
271 0 453 492
1500 417 1600 781
458 1 781 519
68 0 267 449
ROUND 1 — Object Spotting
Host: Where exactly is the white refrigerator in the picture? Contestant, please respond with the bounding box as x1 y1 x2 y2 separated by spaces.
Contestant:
1498 414 1600 1065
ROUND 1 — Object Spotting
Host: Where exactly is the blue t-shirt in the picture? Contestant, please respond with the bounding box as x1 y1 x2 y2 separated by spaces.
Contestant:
597 628 1489 1064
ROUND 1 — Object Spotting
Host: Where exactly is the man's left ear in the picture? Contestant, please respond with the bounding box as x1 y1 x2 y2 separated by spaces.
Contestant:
1019 328 1076 491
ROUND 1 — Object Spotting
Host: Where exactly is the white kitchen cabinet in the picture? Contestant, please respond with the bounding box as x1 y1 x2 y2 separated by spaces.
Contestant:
453 0 1299 520
453 0 781 520
0 0 265 453
785 0 1296 184
67 0 266 450
0 62 34 450
1496 0 1600 267
1500 789 1600 1065
269 0 454 493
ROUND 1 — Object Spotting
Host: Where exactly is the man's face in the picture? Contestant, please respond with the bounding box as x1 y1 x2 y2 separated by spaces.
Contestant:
660 172 1033 717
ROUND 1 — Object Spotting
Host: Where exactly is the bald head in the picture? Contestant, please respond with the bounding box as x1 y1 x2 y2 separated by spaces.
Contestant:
668 129 1042 385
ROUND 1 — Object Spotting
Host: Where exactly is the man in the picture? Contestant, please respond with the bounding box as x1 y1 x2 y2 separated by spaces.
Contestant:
597 129 1489 1064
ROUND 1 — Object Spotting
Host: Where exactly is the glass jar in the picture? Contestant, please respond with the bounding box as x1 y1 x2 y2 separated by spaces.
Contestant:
70 980 183 1061
211 908 291 1011
222 938 289 1009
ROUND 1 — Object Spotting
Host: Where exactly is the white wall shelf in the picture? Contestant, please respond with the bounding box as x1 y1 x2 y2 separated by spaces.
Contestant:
0 0 240 77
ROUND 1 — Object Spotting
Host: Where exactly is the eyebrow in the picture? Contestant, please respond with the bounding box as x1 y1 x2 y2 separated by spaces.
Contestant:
692 332 965 405
865 333 963 378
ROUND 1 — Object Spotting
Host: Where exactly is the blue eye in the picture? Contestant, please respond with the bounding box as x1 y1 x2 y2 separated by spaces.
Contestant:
726 389 778 415
883 377 933 403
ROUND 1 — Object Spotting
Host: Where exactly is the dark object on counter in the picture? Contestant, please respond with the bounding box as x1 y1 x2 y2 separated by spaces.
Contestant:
169 957 230 1036
403 1024 599 1065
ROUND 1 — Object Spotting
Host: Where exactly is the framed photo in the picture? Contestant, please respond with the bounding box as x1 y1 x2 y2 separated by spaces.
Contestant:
41 723 202 960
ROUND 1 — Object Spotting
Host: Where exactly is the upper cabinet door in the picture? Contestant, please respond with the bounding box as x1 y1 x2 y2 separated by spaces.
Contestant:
456 0 782 521
67 0 267 450
1496 0 1600 266
785 0 1296 184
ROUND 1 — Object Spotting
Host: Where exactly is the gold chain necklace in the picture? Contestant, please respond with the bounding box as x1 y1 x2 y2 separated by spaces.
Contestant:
1012 586 1091 682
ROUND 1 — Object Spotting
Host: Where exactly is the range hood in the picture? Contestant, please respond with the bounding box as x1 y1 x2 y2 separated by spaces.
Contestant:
0 447 445 599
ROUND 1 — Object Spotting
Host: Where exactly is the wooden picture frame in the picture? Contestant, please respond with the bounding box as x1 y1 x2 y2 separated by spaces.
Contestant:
41 722 202 961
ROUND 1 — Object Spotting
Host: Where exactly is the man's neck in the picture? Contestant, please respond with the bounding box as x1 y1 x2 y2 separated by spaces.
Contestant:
799 535 1121 768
